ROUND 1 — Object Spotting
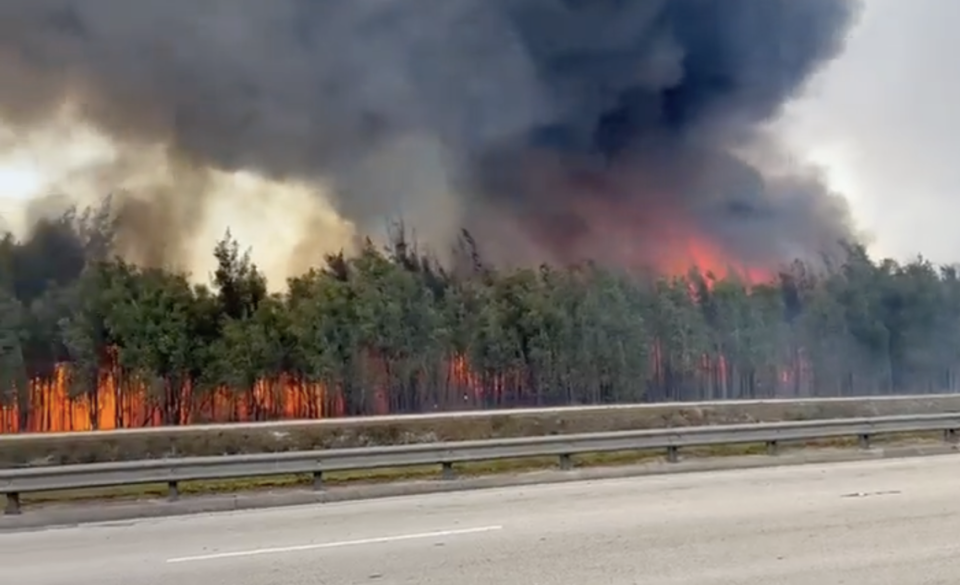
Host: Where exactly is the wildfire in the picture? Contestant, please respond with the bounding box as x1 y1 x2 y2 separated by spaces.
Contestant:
518 164 776 286
0 347 811 434
0 179 774 434
0 327 813 434
663 236 773 286
0 354 496 433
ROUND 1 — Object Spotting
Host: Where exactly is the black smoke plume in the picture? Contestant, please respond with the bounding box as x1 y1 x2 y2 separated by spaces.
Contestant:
0 0 862 273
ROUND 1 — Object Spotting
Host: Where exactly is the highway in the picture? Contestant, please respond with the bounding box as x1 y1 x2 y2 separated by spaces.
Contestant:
3 454 960 584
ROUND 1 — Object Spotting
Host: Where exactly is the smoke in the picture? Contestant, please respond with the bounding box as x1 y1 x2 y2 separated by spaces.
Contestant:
0 0 862 276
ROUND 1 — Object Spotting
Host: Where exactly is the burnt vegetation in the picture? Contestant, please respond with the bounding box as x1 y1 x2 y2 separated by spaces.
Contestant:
2 199 959 431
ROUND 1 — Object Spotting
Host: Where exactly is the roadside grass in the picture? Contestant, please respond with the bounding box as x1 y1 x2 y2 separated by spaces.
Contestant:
13 431 948 508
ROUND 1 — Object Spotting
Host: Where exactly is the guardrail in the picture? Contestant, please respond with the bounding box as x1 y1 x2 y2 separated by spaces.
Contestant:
2 413 959 515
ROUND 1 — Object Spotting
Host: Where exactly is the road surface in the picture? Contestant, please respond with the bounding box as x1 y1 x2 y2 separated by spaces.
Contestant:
3 454 960 584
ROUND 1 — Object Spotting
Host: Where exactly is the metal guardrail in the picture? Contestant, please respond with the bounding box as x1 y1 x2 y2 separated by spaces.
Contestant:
2 413 959 515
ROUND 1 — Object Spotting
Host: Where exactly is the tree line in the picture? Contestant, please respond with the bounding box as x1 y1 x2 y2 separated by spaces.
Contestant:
2 202 960 430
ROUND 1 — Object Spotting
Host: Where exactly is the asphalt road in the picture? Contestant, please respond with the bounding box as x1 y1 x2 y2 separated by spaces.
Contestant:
4 454 960 584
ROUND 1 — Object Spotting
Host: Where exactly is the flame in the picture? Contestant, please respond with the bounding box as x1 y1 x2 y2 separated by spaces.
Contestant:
0 344 814 434
662 236 773 285
516 166 776 285
0 354 494 433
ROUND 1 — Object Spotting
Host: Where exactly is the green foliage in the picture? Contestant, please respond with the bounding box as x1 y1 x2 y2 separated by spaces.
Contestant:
4 205 960 424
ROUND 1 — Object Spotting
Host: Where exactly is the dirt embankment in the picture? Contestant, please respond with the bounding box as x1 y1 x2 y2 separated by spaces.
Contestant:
3 395 959 469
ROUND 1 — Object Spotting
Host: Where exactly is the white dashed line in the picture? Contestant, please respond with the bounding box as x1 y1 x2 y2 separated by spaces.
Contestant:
165 525 504 563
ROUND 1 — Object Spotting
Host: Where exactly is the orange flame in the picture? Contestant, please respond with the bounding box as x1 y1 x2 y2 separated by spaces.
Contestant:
0 346 815 433
534 185 775 285
0 354 489 433
665 236 773 286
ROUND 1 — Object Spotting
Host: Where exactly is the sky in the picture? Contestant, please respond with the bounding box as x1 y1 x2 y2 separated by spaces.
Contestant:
0 0 957 267
781 0 960 264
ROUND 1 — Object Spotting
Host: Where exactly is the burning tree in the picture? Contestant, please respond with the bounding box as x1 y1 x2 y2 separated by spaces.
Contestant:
2 207 960 433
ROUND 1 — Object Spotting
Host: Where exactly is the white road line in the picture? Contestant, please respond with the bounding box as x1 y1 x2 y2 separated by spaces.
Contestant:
165 525 504 564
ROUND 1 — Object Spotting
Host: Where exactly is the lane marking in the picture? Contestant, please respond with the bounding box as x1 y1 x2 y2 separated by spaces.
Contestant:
165 525 503 563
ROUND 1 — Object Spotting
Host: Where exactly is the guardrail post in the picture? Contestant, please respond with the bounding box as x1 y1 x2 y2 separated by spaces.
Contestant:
167 481 179 502
312 470 324 490
441 462 456 480
4 493 21 515
558 454 573 471
945 429 959 445
666 446 679 463
766 440 779 456
858 434 871 450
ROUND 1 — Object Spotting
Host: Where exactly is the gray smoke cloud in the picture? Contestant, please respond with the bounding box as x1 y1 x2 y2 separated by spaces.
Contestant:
0 0 862 274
